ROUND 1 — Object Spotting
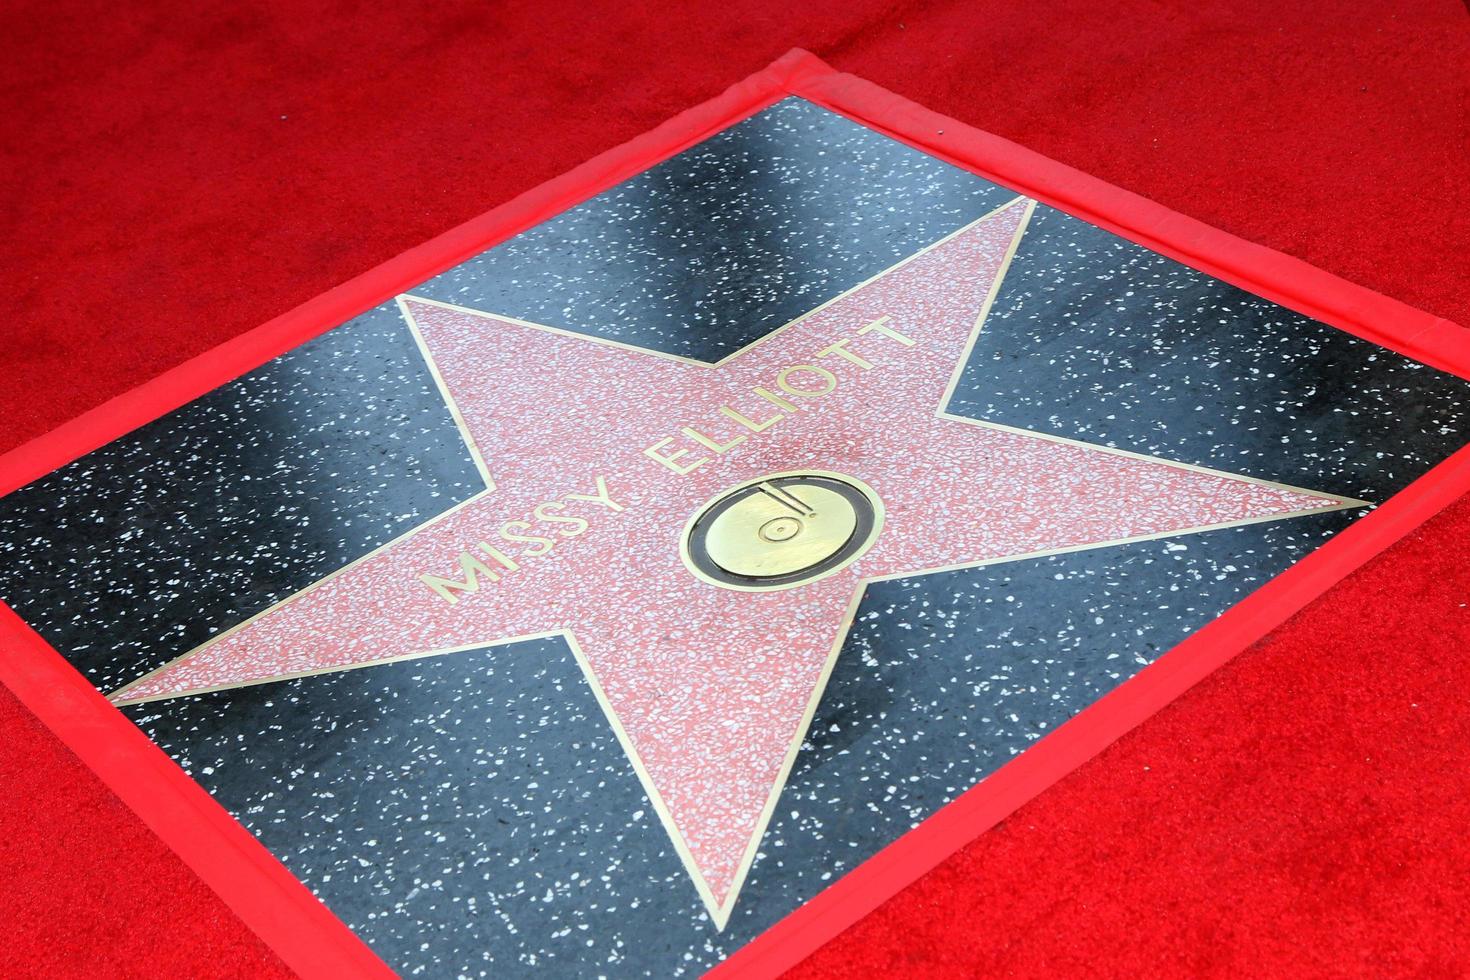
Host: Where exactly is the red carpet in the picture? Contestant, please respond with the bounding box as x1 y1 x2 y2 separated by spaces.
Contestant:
2 1 1467 975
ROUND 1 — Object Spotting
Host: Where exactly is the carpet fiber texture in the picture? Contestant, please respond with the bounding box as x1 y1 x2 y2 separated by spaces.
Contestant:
1 1 1466 975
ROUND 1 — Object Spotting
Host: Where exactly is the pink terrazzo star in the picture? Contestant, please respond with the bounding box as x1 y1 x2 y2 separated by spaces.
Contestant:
113 197 1357 925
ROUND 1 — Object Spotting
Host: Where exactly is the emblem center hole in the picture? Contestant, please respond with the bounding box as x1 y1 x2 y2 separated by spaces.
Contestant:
759 516 803 542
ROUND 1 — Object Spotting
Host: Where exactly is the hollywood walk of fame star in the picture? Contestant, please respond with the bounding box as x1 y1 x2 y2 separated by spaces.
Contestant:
111 197 1362 926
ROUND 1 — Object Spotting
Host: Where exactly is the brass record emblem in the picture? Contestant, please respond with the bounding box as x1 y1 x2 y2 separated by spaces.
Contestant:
681 471 884 591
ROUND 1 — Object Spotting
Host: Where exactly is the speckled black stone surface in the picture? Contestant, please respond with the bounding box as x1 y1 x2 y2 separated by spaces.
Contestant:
0 302 484 692
131 639 705 978
950 203 1470 500
1 97 1467 978
413 99 1018 363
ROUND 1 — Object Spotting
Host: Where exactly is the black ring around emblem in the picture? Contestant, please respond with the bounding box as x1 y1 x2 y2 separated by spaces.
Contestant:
685 475 878 589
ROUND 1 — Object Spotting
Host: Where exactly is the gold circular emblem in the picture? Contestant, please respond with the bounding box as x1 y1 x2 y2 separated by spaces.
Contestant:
682 471 883 591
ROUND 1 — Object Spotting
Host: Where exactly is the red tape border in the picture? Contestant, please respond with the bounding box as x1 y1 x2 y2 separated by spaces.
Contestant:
0 49 1466 979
